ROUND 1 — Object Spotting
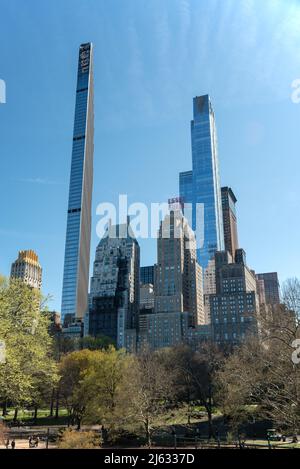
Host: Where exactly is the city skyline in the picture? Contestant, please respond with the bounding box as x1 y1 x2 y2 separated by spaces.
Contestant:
1 0 300 312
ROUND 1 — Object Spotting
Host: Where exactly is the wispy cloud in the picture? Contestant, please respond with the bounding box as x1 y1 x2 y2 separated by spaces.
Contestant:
178 0 191 63
215 0 300 104
127 19 154 119
0 229 27 237
155 6 171 75
14 177 64 185
0 228 58 239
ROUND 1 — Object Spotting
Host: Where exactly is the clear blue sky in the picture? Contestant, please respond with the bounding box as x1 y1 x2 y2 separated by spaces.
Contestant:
1 0 300 311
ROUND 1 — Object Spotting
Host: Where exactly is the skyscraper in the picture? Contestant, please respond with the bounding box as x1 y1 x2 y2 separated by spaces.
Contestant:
10 250 42 290
154 206 204 326
210 249 259 346
180 95 224 271
256 272 280 305
61 43 94 324
221 187 239 258
137 205 205 351
88 221 140 348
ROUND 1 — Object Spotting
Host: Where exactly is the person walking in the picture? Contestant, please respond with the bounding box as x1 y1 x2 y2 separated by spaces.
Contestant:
11 439 15 449
5 438 9 449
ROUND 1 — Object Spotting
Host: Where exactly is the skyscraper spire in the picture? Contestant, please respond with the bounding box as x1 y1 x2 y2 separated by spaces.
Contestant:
61 43 94 324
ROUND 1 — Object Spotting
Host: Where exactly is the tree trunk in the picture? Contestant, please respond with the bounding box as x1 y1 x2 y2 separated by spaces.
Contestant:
145 418 151 448
207 384 214 438
2 400 7 416
69 412 75 426
187 392 191 424
49 388 55 417
13 408 18 421
207 407 213 438
34 406 38 422
67 411 71 427
55 389 59 419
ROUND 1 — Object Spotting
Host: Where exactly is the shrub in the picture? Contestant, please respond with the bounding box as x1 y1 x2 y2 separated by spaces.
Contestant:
0 420 8 445
58 429 101 449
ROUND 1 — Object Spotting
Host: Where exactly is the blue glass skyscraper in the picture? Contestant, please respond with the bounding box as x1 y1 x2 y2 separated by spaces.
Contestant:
180 95 224 271
61 43 94 324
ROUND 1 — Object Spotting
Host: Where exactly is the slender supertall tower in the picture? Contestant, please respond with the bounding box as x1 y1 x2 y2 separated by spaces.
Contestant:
180 95 224 271
61 43 94 324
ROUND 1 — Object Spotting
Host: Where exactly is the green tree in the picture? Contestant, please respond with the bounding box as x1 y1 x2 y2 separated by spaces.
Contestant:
80 346 129 434
59 346 129 434
54 334 115 358
59 349 97 428
79 335 116 351
0 277 58 415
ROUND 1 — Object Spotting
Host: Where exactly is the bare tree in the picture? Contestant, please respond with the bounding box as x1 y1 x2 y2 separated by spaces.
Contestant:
281 278 300 323
162 343 223 437
122 351 175 448
217 279 300 437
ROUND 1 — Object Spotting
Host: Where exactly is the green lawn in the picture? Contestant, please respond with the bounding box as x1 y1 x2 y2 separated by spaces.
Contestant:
2 405 300 449
3 408 69 426
245 439 300 449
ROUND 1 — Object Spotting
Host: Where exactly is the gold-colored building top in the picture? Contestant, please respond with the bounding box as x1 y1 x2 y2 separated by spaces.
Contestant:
17 249 40 266
11 249 42 290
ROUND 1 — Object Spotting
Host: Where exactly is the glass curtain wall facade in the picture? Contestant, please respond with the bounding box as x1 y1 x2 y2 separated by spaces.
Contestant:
180 95 224 271
140 265 154 285
179 170 193 206
61 43 94 324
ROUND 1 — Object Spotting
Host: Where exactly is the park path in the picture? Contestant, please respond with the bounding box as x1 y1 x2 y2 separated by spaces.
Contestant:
0 439 57 449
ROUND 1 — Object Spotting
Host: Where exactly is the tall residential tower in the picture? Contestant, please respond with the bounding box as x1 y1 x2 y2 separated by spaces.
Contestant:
61 43 94 324
180 95 224 271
